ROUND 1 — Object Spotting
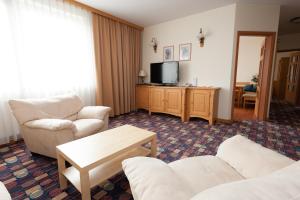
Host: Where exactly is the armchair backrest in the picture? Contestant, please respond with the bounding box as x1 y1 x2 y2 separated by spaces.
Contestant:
9 94 84 125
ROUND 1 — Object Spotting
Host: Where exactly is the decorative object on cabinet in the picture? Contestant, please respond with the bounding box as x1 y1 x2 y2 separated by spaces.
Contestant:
163 46 174 61
138 69 147 84
179 43 192 61
135 85 220 125
150 37 158 53
196 28 205 47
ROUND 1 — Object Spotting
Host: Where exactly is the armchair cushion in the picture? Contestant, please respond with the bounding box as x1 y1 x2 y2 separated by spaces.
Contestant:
122 157 194 200
77 106 111 120
25 119 75 131
191 161 300 200
73 119 104 139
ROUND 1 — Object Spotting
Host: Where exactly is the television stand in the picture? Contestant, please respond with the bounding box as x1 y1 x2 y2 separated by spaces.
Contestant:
135 85 220 125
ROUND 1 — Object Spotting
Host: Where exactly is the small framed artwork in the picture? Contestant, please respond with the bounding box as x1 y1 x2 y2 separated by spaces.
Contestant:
179 43 192 61
163 46 174 62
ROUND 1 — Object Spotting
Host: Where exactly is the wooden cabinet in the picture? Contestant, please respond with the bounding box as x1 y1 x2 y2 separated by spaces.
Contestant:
186 88 219 124
187 90 210 117
136 85 219 124
149 87 165 112
164 88 183 115
136 85 149 109
149 87 185 121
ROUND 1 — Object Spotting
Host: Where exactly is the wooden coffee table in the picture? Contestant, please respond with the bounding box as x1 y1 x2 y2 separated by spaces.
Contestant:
56 125 157 200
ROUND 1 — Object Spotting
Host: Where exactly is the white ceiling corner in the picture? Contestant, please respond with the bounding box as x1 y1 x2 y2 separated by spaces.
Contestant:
77 0 300 35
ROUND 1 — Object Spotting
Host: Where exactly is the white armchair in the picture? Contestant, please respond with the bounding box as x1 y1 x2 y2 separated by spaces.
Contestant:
9 94 111 158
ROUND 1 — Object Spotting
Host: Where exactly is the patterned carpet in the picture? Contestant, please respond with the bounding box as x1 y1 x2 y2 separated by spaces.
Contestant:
0 100 299 199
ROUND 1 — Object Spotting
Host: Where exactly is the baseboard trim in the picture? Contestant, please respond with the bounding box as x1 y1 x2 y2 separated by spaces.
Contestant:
216 118 233 124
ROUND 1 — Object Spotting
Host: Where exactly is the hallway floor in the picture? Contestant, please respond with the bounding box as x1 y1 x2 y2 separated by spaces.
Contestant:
233 107 255 121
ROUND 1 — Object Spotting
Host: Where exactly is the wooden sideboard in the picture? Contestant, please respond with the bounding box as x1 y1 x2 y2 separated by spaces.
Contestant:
136 85 220 125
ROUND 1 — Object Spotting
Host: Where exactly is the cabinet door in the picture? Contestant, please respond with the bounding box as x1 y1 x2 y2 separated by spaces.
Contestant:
189 90 210 117
136 86 149 109
165 88 182 115
150 88 165 112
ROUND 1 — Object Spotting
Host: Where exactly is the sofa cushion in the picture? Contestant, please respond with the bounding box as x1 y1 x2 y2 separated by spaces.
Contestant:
191 161 300 200
169 155 244 194
73 119 104 139
25 119 75 131
9 94 83 124
216 135 295 178
122 157 194 200
77 106 111 120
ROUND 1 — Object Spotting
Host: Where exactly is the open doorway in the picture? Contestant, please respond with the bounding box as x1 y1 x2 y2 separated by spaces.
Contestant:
232 31 276 121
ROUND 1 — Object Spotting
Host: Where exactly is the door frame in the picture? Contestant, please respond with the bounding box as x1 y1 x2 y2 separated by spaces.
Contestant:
231 31 277 121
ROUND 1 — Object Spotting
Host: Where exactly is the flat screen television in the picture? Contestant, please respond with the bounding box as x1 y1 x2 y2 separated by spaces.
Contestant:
150 61 179 84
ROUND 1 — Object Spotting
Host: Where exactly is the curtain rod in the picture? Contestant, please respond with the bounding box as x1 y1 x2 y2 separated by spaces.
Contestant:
64 0 144 31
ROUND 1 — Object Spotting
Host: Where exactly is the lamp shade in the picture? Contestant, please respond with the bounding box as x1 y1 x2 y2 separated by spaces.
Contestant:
138 69 147 77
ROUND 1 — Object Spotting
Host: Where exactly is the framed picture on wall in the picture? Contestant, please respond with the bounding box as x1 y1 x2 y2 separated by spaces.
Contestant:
163 46 174 61
179 43 192 61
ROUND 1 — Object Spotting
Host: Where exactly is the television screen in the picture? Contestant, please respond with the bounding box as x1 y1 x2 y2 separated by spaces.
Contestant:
150 61 179 84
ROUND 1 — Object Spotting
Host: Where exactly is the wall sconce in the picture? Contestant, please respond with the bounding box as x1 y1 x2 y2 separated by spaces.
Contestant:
196 28 205 47
150 37 158 53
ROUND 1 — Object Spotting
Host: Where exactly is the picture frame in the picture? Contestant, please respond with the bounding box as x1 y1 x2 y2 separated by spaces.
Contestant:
179 43 192 61
163 46 174 62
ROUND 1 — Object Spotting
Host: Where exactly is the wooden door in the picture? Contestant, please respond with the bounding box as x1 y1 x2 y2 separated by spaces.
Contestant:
164 88 182 115
285 53 300 105
232 32 276 121
136 86 149 109
254 39 265 117
188 90 210 117
278 57 289 99
149 87 165 112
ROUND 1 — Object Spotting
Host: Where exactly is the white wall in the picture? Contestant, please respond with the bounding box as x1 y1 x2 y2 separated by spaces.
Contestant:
233 3 280 117
234 4 280 32
277 33 300 51
237 36 265 82
142 4 237 120
142 3 280 120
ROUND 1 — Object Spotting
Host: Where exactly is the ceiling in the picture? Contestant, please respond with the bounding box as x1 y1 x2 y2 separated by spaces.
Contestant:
78 0 300 35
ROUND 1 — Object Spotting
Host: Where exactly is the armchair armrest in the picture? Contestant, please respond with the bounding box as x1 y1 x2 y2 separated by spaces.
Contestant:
77 106 111 120
24 119 75 131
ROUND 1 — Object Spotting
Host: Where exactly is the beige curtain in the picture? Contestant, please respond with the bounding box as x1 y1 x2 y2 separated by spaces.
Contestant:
92 14 141 116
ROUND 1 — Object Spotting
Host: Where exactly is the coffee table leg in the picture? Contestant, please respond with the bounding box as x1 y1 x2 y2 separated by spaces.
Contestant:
57 153 68 190
80 171 91 200
151 136 157 157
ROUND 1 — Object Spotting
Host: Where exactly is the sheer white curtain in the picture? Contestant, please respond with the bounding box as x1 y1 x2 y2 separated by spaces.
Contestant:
0 0 97 144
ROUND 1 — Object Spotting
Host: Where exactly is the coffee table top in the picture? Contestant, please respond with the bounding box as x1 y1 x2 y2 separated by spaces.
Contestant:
56 125 156 169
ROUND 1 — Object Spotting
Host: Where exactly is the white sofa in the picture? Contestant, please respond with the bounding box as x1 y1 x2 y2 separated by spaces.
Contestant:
0 182 11 200
9 94 111 158
122 135 300 200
